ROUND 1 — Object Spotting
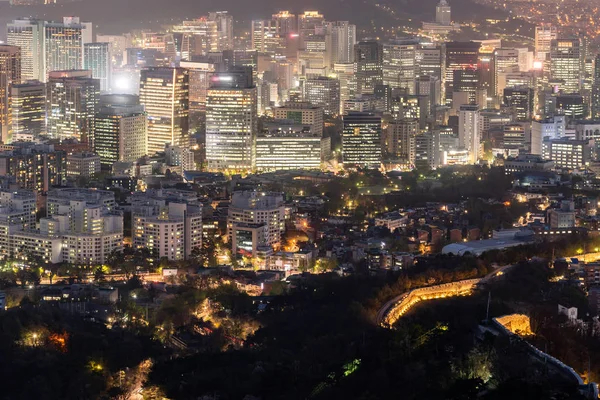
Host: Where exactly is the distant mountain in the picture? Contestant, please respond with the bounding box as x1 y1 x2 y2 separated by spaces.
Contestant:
0 0 498 39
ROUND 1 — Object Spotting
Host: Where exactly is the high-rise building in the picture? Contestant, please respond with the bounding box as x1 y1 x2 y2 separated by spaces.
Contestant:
0 189 37 260
458 104 480 164
503 86 534 121
303 77 340 116
542 138 590 169
386 119 418 162
333 63 356 114
205 68 257 172
445 41 480 104
94 94 147 167
0 45 21 144
7 17 91 82
47 70 100 144
139 67 189 155
84 43 112 93
593 54 600 119
208 11 234 51
383 39 418 94
436 0 452 25
271 11 297 34
550 38 582 93
503 124 526 150
535 24 558 61
11 81 45 138
494 48 519 97
416 44 443 81
298 11 325 48
342 111 382 168
355 41 383 95
251 19 283 54
325 21 356 65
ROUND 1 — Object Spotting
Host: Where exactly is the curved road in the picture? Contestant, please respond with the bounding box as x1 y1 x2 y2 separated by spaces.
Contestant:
376 264 514 327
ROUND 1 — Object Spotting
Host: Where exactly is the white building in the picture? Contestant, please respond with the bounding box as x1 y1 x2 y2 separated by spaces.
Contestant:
458 104 480 164
228 191 285 257
133 202 202 261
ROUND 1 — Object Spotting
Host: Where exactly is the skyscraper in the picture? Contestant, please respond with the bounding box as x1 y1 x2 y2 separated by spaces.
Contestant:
535 24 558 61
458 104 480 164
7 17 92 82
251 19 283 54
325 21 356 65
445 41 480 104
208 11 234 51
387 119 418 162
550 38 582 94
47 70 100 144
205 68 257 172
592 54 600 119
383 39 418 94
342 111 382 168
11 81 45 138
93 94 148 167
0 45 21 143
354 41 383 95
84 43 112 93
303 77 340 116
494 48 519 97
139 67 189 155
436 0 452 26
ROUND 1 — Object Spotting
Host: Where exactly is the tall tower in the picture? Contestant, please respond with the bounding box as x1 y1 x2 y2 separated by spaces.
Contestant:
11 81 46 138
342 112 382 168
436 0 452 26
325 21 356 65
550 38 582 94
458 104 480 164
354 41 383 95
205 67 257 172
208 11 234 51
47 70 100 144
84 43 112 93
0 45 21 144
94 94 147 167
535 24 558 61
383 39 418 94
139 67 189 155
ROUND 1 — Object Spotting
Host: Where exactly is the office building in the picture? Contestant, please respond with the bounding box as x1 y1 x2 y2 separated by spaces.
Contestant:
535 24 558 61
325 21 356 65
11 81 45 138
251 19 283 54
444 41 480 104
93 94 147 167
84 43 112 93
382 39 418 94
273 102 324 137
342 112 382 168
542 139 590 169
458 104 480 164
139 67 189 155
386 119 418 162
7 17 91 82
303 77 340 116
0 143 65 192
0 45 21 144
47 70 100 143
209 11 234 51
66 152 101 178
550 38 582 94
355 41 383 95
205 68 257 172
503 124 526 150
255 120 323 172
228 191 285 257
494 48 519 97
503 86 534 121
